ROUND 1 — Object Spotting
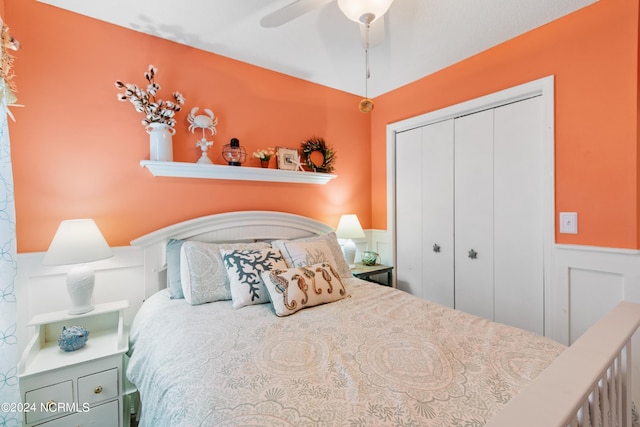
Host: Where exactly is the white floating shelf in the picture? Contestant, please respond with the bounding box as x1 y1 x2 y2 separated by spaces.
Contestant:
140 160 337 184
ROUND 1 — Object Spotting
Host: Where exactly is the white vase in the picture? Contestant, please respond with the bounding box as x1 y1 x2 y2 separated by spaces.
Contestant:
146 123 176 161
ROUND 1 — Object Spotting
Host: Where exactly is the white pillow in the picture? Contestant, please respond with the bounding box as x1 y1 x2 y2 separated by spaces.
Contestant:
271 232 352 278
262 262 348 316
274 240 333 268
220 248 288 309
180 241 271 306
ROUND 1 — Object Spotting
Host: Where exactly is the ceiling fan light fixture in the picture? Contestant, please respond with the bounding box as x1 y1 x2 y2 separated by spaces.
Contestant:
337 0 394 24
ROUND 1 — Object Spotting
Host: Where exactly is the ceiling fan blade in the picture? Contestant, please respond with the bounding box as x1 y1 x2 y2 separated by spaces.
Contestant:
360 18 385 48
261 0 334 28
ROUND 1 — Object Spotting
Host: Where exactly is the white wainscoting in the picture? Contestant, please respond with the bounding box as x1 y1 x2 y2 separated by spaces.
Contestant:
547 244 640 345
548 244 640 408
369 229 394 268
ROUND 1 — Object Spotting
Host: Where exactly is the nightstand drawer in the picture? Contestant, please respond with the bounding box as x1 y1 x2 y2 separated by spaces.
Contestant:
35 399 119 427
78 368 118 406
24 380 73 424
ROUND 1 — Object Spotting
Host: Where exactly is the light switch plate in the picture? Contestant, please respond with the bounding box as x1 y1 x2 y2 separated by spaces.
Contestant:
559 212 578 234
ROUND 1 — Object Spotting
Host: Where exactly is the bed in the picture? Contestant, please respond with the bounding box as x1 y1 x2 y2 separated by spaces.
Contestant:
128 210 640 427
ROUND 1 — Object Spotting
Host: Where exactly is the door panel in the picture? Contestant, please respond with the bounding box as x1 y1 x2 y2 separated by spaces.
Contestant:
454 109 494 320
395 128 423 297
421 119 455 307
494 96 544 334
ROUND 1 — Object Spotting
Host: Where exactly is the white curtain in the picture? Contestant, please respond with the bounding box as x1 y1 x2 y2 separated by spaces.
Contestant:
0 106 19 426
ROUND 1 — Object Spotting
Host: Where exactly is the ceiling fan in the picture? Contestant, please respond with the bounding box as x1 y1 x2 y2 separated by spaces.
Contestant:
260 0 394 48
262 0 395 112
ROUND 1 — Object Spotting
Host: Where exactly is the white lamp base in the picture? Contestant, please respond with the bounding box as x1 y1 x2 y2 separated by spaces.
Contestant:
342 239 357 269
66 265 95 315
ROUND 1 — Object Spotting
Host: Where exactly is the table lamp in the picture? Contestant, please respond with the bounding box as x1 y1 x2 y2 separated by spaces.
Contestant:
43 219 113 315
336 214 365 268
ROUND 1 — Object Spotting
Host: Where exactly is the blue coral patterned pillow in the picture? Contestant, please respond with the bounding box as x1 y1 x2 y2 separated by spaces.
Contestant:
221 248 288 309
180 241 271 306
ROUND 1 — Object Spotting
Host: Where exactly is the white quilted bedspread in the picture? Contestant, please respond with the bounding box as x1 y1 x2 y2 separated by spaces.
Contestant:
127 278 565 426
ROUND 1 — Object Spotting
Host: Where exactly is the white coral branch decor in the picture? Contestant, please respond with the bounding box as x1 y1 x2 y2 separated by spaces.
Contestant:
115 65 185 127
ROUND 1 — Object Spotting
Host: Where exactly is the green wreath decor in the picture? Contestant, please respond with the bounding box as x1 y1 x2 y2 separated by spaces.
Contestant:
301 137 336 173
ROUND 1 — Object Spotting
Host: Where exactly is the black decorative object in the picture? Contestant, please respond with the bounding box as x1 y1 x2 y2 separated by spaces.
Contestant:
222 138 246 166
301 137 336 173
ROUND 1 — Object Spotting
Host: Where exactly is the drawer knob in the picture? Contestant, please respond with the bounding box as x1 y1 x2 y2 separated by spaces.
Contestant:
46 400 56 411
468 249 478 259
94 385 103 394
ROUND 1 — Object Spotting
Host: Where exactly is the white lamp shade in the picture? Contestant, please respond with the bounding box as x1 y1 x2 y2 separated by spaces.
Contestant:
43 219 112 315
43 219 113 266
337 0 394 23
336 214 365 239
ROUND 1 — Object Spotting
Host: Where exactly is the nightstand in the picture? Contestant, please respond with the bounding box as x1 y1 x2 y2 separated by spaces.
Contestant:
352 263 393 286
18 300 129 427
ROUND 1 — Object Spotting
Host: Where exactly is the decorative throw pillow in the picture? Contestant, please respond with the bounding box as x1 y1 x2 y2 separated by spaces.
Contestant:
273 240 334 269
166 238 185 299
272 232 352 278
180 241 271 306
221 248 288 309
262 262 348 316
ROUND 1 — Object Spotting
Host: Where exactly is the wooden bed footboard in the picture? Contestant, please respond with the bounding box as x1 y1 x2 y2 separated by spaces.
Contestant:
487 301 640 427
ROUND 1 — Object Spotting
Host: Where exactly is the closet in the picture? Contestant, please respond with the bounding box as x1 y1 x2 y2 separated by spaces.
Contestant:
395 95 544 335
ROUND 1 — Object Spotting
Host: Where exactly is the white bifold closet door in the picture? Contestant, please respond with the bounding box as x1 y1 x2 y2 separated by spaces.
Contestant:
395 95 544 335
395 127 424 298
493 97 544 333
395 120 454 306
454 109 495 321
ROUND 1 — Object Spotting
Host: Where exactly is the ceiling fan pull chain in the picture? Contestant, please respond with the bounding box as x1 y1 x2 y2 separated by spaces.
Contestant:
365 51 369 101
356 11 381 113
365 23 371 81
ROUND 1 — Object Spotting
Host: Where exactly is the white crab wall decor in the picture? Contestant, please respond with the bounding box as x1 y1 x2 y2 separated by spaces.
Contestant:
187 107 219 164
188 107 218 135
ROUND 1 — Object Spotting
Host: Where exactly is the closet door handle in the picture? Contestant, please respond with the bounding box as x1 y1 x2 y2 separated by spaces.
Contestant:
433 244 441 253
468 249 478 259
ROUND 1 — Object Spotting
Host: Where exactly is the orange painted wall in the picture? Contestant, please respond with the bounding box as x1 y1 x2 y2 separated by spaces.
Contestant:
371 0 640 249
6 1 371 252
6 0 639 252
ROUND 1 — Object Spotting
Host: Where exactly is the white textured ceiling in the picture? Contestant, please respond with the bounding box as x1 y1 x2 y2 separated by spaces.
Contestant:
37 0 597 97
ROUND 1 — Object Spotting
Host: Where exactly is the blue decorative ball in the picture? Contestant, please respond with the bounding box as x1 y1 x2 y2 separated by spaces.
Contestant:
58 326 89 352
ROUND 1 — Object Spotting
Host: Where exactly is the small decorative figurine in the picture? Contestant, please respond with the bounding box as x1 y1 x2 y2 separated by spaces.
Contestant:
187 107 218 164
58 325 89 352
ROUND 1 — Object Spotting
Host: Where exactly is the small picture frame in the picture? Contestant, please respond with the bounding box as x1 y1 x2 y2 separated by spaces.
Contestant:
276 147 300 171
